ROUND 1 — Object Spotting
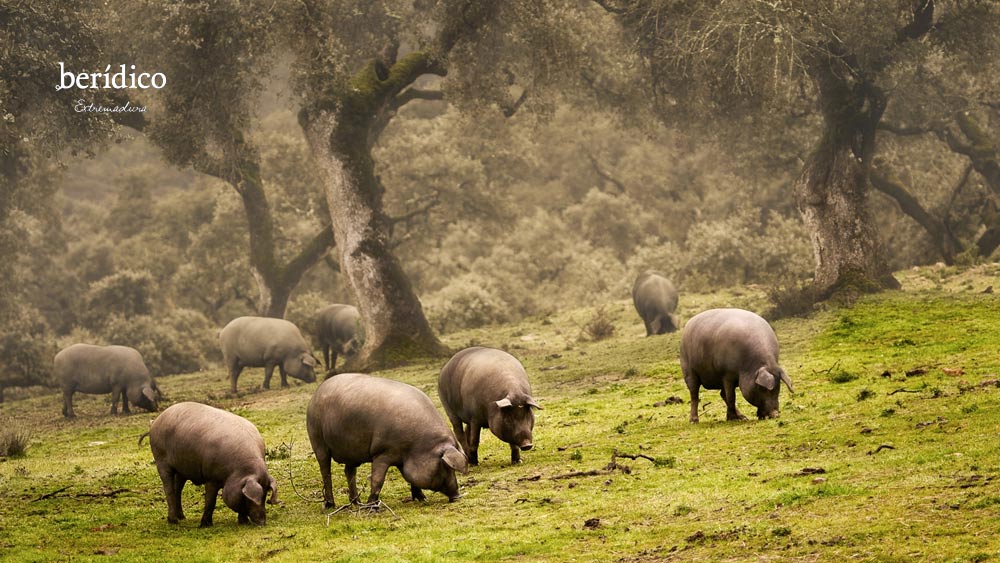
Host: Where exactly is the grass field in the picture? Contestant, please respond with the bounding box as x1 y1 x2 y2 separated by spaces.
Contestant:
1 264 999 562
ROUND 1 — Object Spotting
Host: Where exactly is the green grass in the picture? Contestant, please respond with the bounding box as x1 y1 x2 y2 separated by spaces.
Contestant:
2 266 1000 562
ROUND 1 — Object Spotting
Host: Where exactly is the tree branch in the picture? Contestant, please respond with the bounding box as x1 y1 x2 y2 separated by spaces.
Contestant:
587 153 626 194
501 88 530 118
592 0 628 15
281 223 336 287
395 88 445 108
871 166 963 262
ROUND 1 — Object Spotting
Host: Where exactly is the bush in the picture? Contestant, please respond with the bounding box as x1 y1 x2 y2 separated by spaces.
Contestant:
424 273 511 334
580 305 616 341
765 281 818 320
82 270 156 328
0 420 31 457
99 308 217 375
0 305 56 394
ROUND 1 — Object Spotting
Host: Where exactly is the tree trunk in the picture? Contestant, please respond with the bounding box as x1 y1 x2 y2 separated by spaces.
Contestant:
796 146 898 297
796 62 900 298
301 59 448 369
205 140 334 319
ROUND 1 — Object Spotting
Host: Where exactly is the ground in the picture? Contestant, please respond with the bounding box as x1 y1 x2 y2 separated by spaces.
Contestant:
1 264 999 562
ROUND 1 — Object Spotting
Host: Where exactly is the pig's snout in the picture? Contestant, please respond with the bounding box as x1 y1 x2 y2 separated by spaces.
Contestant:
759 409 780 420
519 441 534 451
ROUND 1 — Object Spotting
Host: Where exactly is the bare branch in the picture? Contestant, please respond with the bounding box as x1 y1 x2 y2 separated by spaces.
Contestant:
878 122 937 137
394 88 445 109
592 0 627 15
501 88 530 118
587 154 627 194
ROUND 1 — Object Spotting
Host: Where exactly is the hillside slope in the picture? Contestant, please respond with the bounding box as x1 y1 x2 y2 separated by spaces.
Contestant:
1 265 998 562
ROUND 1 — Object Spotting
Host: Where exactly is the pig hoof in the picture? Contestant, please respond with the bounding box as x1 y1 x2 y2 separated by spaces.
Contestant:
199 520 213 528
323 501 336 510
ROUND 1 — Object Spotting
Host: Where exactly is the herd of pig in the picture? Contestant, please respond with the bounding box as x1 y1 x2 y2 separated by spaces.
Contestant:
48 270 793 526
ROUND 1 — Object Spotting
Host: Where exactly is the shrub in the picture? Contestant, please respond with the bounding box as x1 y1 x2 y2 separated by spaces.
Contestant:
99 308 217 375
0 305 56 394
424 273 511 334
581 306 616 341
0 420 31 457
765 281 818 320
82 270 156 328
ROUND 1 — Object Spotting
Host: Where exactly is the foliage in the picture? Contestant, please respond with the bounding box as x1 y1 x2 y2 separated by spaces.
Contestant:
0 420 31 458
580 305 616 341
98 309 218 376
81 270 157 328
0 304 56 392
424 273 511 334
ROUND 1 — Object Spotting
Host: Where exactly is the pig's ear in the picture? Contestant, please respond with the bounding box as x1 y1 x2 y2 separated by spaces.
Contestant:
778 368 794 394
302 353 317 367
495 398 513 409
142 386 156 404
755 368 777 391
526 398 543 410
242 478 265 505
266 476 280 505
441 445 468 475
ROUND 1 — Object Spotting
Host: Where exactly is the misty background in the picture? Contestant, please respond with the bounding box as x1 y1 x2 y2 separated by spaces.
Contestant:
2 1 999 396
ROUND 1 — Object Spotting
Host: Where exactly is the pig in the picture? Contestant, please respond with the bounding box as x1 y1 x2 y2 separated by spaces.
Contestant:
219 316 318 393
438 347 541 466
315 304 362 372
679 308 794 422
142 402 279 527
306 373 468 508
54 343 159 418
632 270 680 336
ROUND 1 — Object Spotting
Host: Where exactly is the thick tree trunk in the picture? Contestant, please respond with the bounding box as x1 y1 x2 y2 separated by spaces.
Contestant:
303 108 447 370
797 54 900 299
796 143 898 297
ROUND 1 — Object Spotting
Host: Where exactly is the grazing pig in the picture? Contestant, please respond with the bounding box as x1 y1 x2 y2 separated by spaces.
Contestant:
219 316 318 393
315 304 362 372
679 308 794 422
54 343 159 418
632 270 680 336
306 373 467 508
142 402 278 527
438 347 541 466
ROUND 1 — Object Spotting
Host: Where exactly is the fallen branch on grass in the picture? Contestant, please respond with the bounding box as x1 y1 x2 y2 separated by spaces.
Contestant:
75 488 129 498
888 388 923 395
612 449 656 463
32 486 130 502
32 486 70 502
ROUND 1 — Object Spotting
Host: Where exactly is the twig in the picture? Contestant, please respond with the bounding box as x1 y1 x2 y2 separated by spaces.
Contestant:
888 388 923 395
75 488 129 498
32 486 70 502
324 500 399 525
613 450 656 463
284 440 323 504
868 444 896 455
813 360 841 375
557 443 584 451
550 469 612 480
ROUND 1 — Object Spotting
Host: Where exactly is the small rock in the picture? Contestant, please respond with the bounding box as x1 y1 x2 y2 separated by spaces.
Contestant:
812 477 827 484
